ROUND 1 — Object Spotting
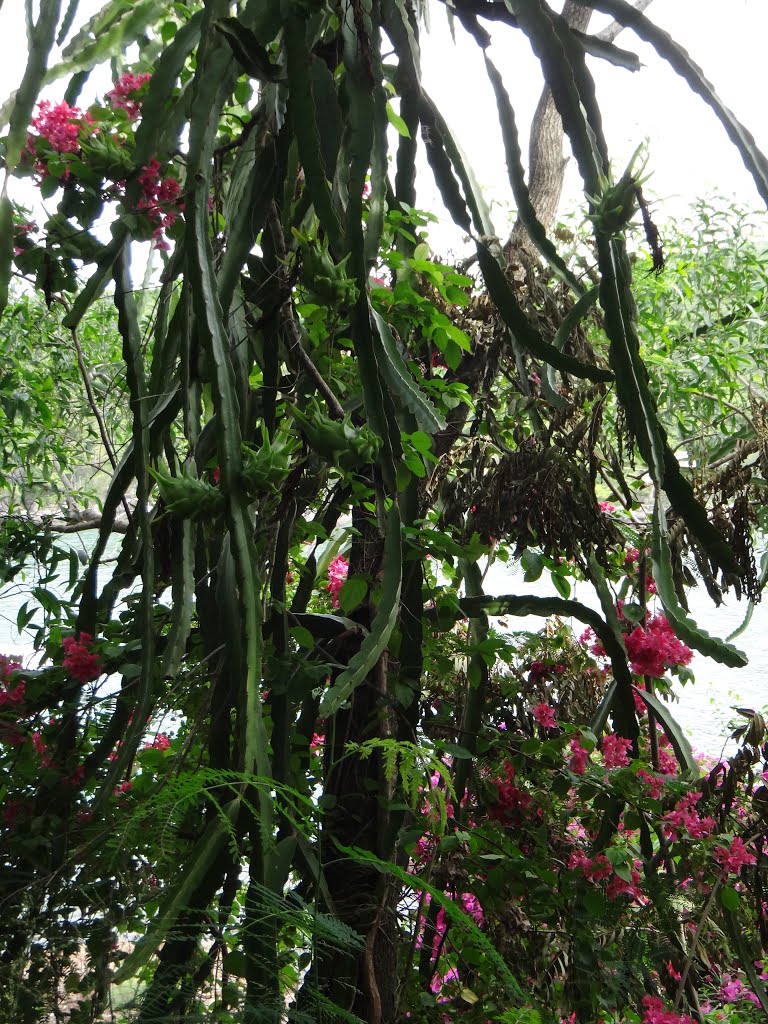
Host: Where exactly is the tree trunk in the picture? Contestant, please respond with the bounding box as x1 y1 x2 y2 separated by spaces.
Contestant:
509 0 656 245
510 2 593 246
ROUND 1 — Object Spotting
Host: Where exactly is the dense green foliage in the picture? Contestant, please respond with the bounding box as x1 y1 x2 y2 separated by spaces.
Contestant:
3 2 768 1023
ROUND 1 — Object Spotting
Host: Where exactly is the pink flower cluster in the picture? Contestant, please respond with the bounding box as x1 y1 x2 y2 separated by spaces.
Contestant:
489 763 532 825
417 889 484 987
663 791 716 841
106 71 152 119
720 975 761 1005
143 733 171 751
532 702 557 728
568 735 589 775
637 767 665 799
713 836 756 875
0 656 24 708
136 159 183 250
601 733 633 768
62 633 101 683
30 100 83 154
568 849 643 901
640 995 695 1024
326 555 349 608
624 614 693 678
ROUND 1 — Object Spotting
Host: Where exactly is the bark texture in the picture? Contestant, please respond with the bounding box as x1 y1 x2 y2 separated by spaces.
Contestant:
510 0 656 246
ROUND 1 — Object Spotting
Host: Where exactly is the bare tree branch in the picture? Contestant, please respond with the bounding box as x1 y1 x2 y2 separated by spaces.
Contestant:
596 0 655 43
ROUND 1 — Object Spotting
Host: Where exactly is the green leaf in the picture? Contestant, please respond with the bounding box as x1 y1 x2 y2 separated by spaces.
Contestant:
650 496 747 667
336 841 525 999
631 685 697 776
520 550 543 582
720 885 740 912
214 16 285 81
132 11 203 167
284 14 344 256
476 246 613 382
0 192 13 317
722 908 768 1014
185 18 272 810
621 602 645 624
320 508 402 716
289 626 314 649
590 678 617 736
47 0 168 83
338 575 369 615
4 0 60 170
726 548 768 641
113 800 239 983
552 573 571 599
371 308 446 434
386 100 410 138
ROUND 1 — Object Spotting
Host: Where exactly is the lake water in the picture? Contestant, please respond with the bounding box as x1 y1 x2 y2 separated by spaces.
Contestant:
1 535 764 757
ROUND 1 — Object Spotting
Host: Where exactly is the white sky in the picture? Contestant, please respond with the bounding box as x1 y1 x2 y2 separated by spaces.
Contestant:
418 0 768 250
2 0 767 248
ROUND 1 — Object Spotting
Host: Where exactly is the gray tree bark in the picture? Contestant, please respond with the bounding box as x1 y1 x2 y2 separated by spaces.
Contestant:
509 0 656 245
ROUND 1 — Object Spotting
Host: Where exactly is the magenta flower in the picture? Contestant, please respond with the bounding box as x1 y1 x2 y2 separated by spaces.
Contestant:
713 836 757 875
62 633 101 683
106 71 152 119
624 614 693 678
568 736 589 775
326 555 349 608
532 702 557 728
30 100 83 153
641 994 696 1023
136 158 183 249
600 733 632 768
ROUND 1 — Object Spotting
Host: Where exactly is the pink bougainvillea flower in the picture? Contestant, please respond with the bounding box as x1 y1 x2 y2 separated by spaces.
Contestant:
143 733 171 751
713 836 757 875
106 71 152 119
489 762 532 826
30 100 83 153
663 791 716 841
624 614 693 678
567 735 589 775
637 768 665 800
326 555 349 608
0 680 25 708
62 764 85 788
720 975 760 1005
656 732 679 775
601 733 633 769
62 633 101 683
599 500 616 512
641 994 695 1024
532 702 557 728
460 892 484 926
136 158 183 249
